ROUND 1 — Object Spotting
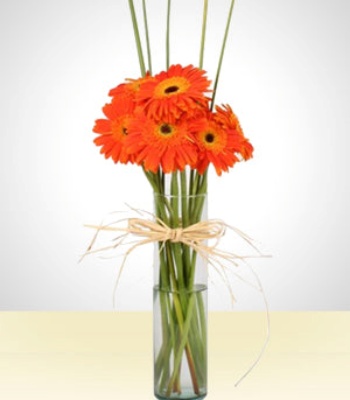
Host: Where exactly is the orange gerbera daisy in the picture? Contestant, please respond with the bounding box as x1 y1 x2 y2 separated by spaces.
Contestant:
136 64 211 120
126 113 198 173
215 104 254 161
190 109 253 175
93 97 135 164
108 73 154 101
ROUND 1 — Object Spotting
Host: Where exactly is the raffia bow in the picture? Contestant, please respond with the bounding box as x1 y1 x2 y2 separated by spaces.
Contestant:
82 214 265 288
82 211 269 299
126 217 226 244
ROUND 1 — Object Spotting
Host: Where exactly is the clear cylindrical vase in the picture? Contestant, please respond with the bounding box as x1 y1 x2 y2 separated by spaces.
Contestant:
153 192 208 400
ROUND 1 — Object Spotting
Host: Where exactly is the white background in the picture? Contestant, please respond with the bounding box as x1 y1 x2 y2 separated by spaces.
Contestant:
1 0 349 310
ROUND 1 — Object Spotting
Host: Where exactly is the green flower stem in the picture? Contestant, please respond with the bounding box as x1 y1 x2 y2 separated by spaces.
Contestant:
189 170 196 224
174 330 182 393
170 172 179 227
180 171 189 228
186 290 207 386
158 170 165 194
164 246 183 354
160 244 170 289
128 0 146 77
155 291 175 382
193 170 208 223
189 171 201 225
166 265 200 395
174 243 185 290
199 0 209 69
188 305 206 387
211 0 236 110
157 293 177 390
195 305 207 386
143 169 158 193
166 293 198 396
189 169 195 197
151 173 173 290
181 171 191 286
189 251 198 290
170 172 186 292
142 0 152 74
193 171 201 194
166 0 171 69
158 350 170 391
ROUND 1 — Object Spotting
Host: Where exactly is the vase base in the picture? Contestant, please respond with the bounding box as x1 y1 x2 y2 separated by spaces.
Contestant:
155 392 207 400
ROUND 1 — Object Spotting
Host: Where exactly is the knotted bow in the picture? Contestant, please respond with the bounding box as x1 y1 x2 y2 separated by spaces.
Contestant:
127 217 226 244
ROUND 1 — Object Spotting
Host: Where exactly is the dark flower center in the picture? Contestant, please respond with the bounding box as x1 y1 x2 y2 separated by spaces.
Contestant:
164 85 179 94
122 127 128 135
205 132 215 143
160 124 172 134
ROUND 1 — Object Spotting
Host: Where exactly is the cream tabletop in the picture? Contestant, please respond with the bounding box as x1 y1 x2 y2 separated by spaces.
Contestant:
0 312 349 399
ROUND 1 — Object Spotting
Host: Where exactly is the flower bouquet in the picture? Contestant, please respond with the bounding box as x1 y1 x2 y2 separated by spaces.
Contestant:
86 1 262 399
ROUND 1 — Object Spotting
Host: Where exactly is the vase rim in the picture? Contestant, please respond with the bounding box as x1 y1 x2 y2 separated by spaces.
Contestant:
154 193 207 199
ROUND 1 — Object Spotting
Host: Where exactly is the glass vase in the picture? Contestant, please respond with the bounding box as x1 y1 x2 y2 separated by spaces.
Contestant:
153 192 208 400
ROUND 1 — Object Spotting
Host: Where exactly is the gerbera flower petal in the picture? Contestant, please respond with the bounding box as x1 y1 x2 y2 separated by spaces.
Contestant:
93 119 112 134
109 73 155 100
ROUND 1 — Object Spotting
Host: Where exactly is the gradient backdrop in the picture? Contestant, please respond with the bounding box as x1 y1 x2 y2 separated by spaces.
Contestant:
1 0 349 310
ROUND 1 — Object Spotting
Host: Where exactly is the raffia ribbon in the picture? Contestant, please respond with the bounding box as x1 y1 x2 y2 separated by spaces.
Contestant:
83 215 263 268
127 217 227 244
81 211 270 387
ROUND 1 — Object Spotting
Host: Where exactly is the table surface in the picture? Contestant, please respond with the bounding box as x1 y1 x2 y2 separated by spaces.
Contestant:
0 311 349 399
